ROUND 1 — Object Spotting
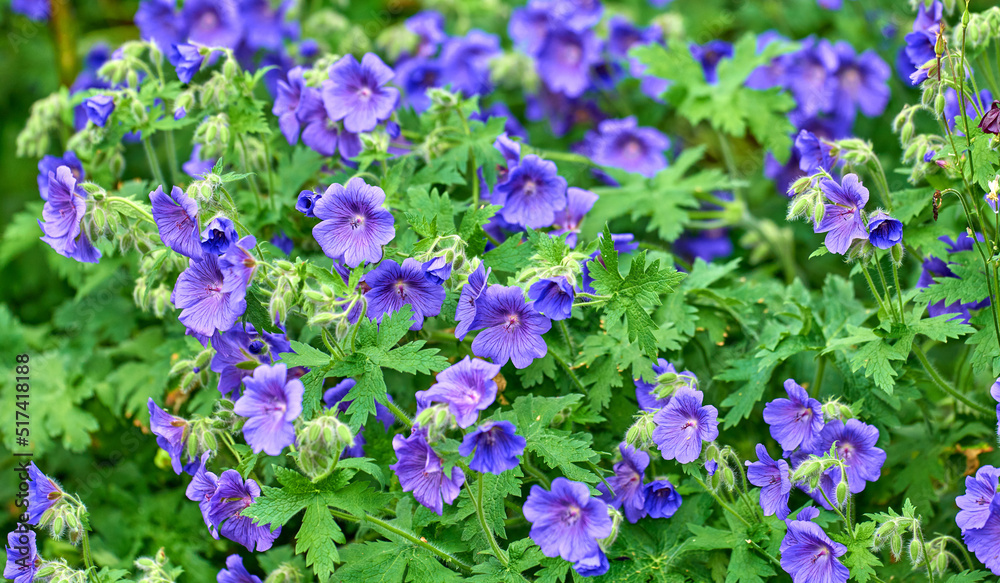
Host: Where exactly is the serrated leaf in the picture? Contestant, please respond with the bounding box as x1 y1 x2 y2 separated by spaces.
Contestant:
280 340 332 368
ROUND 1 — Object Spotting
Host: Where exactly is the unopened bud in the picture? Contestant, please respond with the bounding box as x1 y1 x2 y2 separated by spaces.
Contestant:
835 480 849 507
890 243 904 266
890 533 903 559
908 538 924 565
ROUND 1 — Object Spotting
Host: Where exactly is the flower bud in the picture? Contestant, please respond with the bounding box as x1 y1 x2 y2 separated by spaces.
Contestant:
296 414 356 481
835 480 849 507
890 243 904 266
813 201 826 225
908 538 924 566
890 532 903 559
934 92 946 116
788 195 812 220
721 466 736 491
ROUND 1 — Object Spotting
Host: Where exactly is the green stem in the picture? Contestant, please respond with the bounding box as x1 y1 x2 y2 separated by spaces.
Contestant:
869 156 893 211
549 349 586 394
695 477 752 528
859 263 892 322
220 431 243 464
523 147 594 166
471 473 509 567
262 138 277 204
915 525 935 583
142 138 166 187
818 486 853 538
80 529 96 574
811 354 826 397
237 136 263 213
383 399 414 429
522 458 551 488
557 320 576 357
164 130 180 186
890 258 906 321
354 512 473 575
105 196 156 224
873 258 899 322
913 344 991 415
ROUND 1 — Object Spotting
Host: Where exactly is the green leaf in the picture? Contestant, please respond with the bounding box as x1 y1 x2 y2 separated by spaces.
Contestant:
588 225 685 357
337 541 465 583
945 570 993 583
241 283 280 334
297 499 344 582
590 146 737 241
279 340 332 368
483 236 535 274
840 521 882 583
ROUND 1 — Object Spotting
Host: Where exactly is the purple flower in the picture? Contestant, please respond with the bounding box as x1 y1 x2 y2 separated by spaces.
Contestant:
395 57 444 113
643 479 682 519
297 87 361 159
234 363 303 456
270 231 293 256
866 211 902 249
651 388 719 464
509 2 551 55
786 38 838 117
210 325 291 398
200 215 239 256
963 500 1000 576
150 185 203 260
493 155 568 229
423 256 452 285
456 263 491 341
469 285 552 369
207 470 280 552
831 41 890 120
528 277 575 320
26 463 63 525
218 555 261 583
321 53 399 133
459 420 527 474
780 518 849 583
390 431 465 515
171 254 246 337
38 165 101 263
945 88 993 132
406 10 446 57
169 43 204 83
597 443 649 523
220 235 258 297
37 151 83 200
814 173 869 254
184 144 216 179
416 356 501 428
363 258 446 331
185 453 219 537
551 187 598 248
135 0 182 49
979 101 1000 135
11 0 49 20
296 189 321 217
312 177 395 267
273 67 306 144
4 530 41 583
573 550 609 576
582 117 670 178
794 130 835 174
526 87 605 137
84 95 115 127
182 0 243 48
439 30 500 96
814 419 886 493
536 27 601 98
917 234 991 323
957 465 1000 531
148 399 192 475
607 16 662 63
746 444 792 519
690 40 733 84
763 379 825 452
523 478 612 562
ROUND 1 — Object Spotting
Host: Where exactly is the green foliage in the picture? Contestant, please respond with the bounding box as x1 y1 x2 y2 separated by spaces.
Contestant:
587 225 685 357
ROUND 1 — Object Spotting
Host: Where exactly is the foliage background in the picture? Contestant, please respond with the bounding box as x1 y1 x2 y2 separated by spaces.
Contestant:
1 0 999 581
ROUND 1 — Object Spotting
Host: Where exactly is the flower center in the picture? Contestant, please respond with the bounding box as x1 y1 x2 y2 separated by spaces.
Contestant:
395 280 408 299
562 504 582 525
358 86 373 101
560 43 583 66
523 180 538 196
811 545 830 563
623 138 643 159
503 313 520 331
350 214 366 230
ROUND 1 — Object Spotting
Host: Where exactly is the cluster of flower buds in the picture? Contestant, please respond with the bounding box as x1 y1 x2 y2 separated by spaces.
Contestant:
703 443 737 492
168 344 214 394
872 503 927 566
134 548 182 583
790 445 851 507
34 559 87 583
624 411 657 448
962 6 1000 48
135 249 188 317
650 370 699 401
413 234 470 290
16 91 69 157
296 413 356 481
821 399 856 422
262 562 306 583
194 113 231 159
414 403 458 442
97 41 157 88
268 259 301 326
